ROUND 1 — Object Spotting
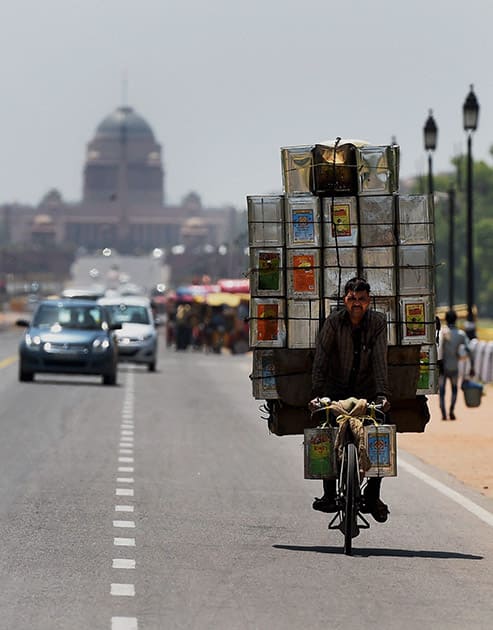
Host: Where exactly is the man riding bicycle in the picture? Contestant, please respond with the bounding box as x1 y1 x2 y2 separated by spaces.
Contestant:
310 277 391 523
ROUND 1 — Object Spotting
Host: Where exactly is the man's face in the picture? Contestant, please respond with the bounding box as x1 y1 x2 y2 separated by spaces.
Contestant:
344 290 370 322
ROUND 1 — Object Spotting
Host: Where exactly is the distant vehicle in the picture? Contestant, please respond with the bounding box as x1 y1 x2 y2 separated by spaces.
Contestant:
61 286 106 301
16 299 120 385
98 296 159 371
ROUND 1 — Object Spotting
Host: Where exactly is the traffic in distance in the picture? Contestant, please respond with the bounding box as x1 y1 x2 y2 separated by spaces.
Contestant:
15 289 162 384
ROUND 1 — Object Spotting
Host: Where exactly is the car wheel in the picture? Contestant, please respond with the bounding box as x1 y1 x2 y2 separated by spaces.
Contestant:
103 371 117 386
147 361 156 372
19 365 34 382
232 339 249 354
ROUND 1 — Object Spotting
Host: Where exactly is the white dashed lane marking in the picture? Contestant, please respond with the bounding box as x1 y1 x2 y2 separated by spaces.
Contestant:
111 367 137 629
114 537 135 547
113 559 136 569
111 617 138 630
116 488 134 496
113 520 136 528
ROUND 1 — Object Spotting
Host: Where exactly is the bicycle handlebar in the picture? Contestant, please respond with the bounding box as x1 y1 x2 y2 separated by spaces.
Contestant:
309 398 386 423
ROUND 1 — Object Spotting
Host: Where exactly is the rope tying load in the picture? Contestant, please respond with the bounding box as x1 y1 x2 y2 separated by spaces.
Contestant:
318 397 379 474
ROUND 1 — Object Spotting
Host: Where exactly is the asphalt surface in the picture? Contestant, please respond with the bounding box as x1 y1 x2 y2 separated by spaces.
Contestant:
0 328 492 630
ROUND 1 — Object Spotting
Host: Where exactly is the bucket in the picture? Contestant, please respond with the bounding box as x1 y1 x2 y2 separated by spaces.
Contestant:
461 379 484 408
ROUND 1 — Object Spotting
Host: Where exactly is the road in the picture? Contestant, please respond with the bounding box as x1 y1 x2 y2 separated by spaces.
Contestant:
68 253 170 295
0 328 492 630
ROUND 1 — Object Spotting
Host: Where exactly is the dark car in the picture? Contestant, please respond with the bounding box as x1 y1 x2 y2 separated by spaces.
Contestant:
17 299 121 385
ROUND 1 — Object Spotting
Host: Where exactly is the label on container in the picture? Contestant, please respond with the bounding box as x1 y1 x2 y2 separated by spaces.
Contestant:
291 208 315 245
293 253 316 293
258 251 281 291
257 303 279 341
404 301 426 337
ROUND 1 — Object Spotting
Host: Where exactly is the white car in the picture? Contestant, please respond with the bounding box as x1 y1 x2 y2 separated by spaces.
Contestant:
98 296 158 371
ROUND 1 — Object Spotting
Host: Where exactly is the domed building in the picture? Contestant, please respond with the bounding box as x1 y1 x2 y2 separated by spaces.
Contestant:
0 105 242 265
83 106 164 205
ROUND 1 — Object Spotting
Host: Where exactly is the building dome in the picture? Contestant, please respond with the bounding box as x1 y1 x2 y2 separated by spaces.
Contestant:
83 105 164 206
95 106 155 140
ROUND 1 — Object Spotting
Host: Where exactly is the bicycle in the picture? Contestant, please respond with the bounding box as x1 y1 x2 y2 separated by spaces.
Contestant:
309 398 390 555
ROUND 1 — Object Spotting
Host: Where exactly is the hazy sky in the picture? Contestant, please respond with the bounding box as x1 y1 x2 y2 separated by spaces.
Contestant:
1 0 492 210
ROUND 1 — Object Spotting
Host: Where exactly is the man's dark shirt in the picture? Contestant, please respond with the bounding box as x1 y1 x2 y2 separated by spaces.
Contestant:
312 307 391 400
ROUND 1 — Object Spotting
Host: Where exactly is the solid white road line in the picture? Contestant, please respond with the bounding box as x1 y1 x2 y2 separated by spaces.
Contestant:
399 458 493 527
111 583 135 596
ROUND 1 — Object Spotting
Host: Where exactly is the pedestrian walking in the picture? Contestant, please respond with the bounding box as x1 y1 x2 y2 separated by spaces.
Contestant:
437 310 473 420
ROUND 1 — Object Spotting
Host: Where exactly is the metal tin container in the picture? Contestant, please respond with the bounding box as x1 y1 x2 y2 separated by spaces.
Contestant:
322 197 358 246
304 427 338 479
364 424 397 477
370 297 398 345
399 296 436 345
249 298 286 348
285 196 321 247
287 299 320 348
359 195 396 246
247 195 284 247
416 343 439 395
252 349 278 399
398 244 434 295
286 249 320 299
324 299 344 316
324 267 356 299
362 246 396 296
356 145 399 196
281 146 314 195
324 246 358 268
249 247 284 297
398 194 434 245
312 142 358 195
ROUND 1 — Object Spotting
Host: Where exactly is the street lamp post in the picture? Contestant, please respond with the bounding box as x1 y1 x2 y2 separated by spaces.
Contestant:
448 188 455 310
423 109 438 195
463 85 480 338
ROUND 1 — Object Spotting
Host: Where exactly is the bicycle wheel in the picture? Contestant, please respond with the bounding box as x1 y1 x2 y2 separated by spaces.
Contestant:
342 442 359 555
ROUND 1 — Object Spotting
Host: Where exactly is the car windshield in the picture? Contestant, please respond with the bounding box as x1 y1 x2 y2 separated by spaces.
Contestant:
33 304 105 330
107 304 150 325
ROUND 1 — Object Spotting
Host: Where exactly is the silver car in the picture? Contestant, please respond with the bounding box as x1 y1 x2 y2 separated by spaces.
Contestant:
98 296 158 371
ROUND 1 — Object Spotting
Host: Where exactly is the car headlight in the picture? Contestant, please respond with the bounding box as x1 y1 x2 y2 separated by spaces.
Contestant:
93 338 111 352
25 333 42 350
138 333 155 341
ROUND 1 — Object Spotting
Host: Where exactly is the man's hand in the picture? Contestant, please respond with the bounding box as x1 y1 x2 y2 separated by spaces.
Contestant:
309 397 331 412
374 395 391 413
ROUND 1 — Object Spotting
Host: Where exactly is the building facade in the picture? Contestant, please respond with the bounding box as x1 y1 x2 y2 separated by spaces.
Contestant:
1 106 240 256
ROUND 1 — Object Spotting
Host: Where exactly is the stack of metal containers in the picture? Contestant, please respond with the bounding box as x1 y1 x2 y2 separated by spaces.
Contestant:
248 139 438 402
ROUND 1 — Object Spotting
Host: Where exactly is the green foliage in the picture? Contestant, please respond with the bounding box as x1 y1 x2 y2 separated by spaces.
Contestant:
428 157 493 316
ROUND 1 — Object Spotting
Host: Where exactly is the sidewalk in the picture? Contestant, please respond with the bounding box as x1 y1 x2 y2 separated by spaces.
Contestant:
399 384 493 499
